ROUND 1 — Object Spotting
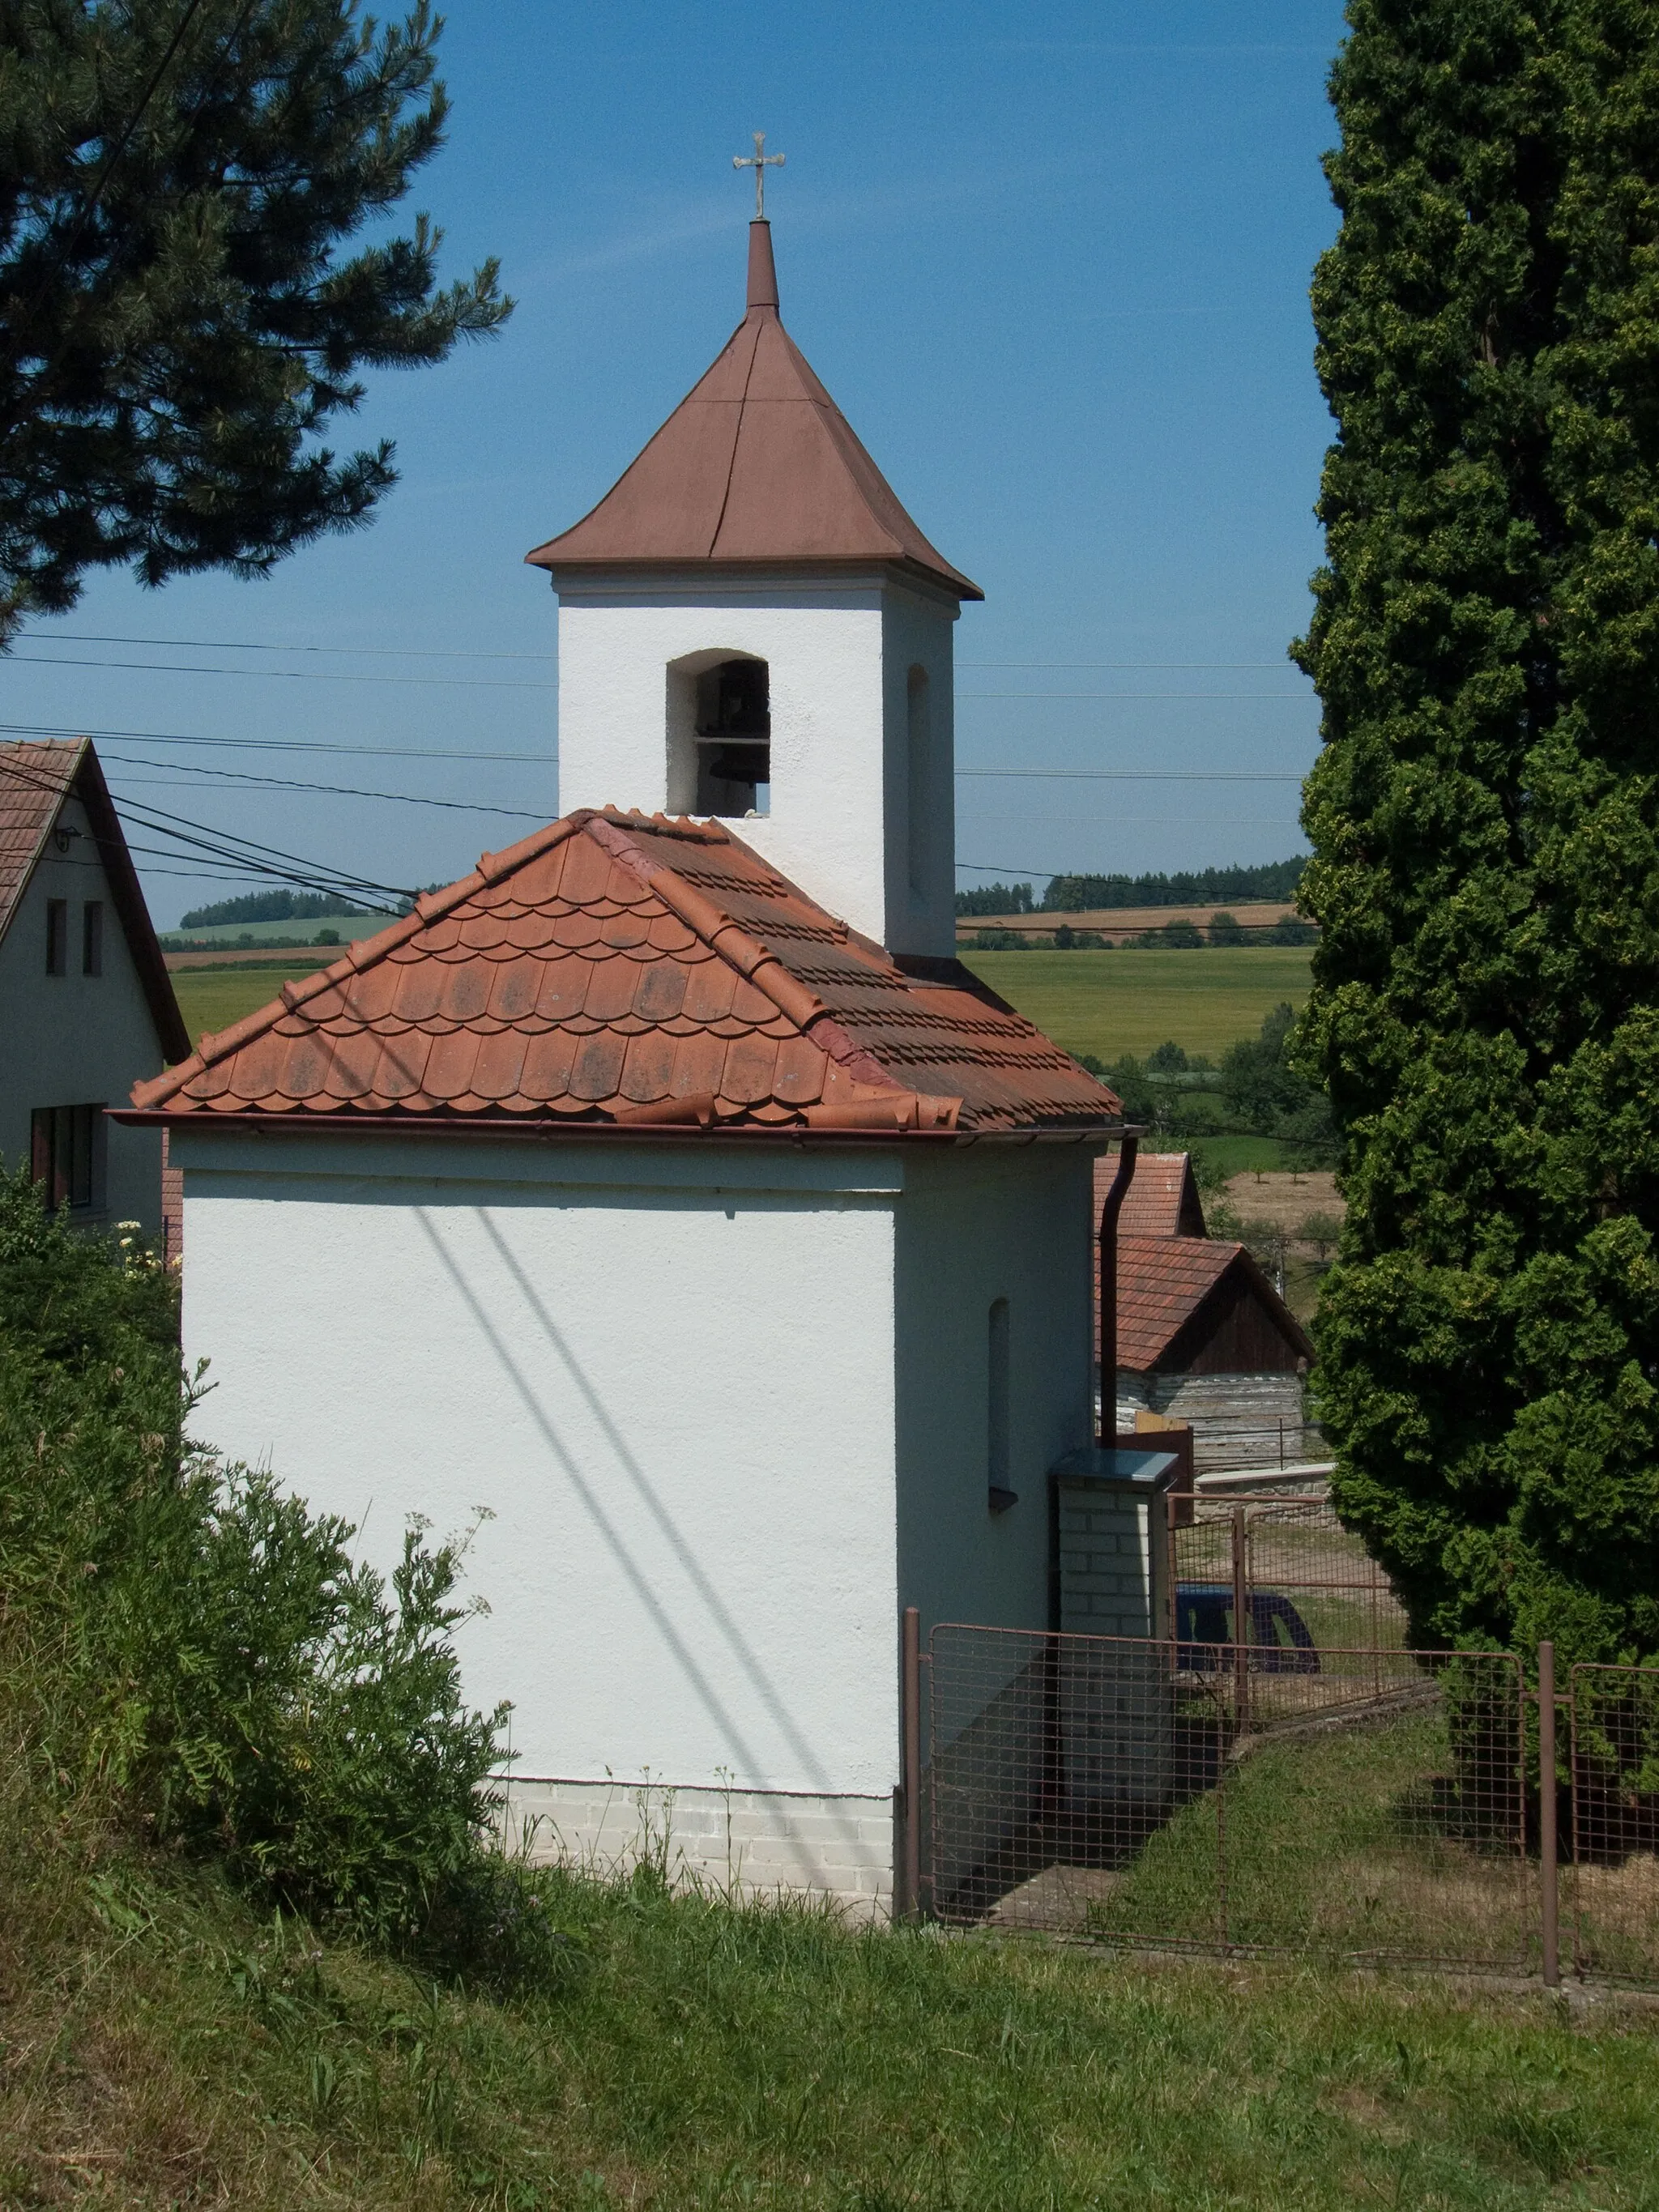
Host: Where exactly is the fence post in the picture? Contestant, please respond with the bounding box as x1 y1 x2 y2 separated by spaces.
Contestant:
1230 1503 1249 1732
1538 1639 1559 1988
900 1605 922 1923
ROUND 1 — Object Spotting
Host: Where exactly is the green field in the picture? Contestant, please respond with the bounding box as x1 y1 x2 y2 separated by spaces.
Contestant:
962 946 1315 1063
160 912 391 950
171 945 1319 1064
171 957 334 1046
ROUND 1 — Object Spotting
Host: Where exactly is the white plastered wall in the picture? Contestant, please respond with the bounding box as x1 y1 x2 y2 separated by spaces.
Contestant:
552 572 958 956
893 1144 1100 1641
173 1130 905 1904
0 790 166 1230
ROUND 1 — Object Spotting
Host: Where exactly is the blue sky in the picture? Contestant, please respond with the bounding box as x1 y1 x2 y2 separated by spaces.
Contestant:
6 0 1349 925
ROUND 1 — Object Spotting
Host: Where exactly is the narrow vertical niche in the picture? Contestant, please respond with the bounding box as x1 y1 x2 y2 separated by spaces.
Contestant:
906 663 930 897
987 1296 1015 1512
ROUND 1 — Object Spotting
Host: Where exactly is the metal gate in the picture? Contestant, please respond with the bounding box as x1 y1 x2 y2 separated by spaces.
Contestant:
926 1622 1532 1971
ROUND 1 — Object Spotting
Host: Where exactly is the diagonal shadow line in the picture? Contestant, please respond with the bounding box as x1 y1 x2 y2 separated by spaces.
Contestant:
412 1208 772 1785
472 1207 851 1799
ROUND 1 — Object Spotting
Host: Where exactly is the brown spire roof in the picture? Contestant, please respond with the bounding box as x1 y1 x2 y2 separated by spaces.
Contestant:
125 809 1115 1138
526 224 982 600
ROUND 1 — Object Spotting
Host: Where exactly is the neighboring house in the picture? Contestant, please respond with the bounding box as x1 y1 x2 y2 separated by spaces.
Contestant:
0 739 188 1236
119 217 1128 1917
1095 1150 1314 1470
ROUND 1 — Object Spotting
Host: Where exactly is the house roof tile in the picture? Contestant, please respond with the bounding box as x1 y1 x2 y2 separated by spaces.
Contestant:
129 808 1119 1138
1114 1234 1315 1374
0 738 188 1060
1094 1149 1208 1241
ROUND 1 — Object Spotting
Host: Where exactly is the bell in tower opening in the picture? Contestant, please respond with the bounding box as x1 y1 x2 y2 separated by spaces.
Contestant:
694 656 770 816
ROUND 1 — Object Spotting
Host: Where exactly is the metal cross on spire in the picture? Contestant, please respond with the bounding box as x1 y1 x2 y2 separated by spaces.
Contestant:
733 130 784 219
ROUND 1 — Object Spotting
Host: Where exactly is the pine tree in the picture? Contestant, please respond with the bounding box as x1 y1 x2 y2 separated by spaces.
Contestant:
0 1 510 639
1296 0 1659 1661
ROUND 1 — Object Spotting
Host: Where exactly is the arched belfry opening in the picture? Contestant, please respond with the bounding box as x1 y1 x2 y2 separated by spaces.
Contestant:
666 650 770 819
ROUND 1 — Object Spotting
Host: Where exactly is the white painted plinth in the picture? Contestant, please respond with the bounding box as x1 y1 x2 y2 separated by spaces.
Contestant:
501 1774 895 1920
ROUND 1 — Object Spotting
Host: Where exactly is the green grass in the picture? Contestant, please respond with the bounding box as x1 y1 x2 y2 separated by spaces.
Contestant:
1091 1704 1533 1971
962 946 1315 1063
171 960 324 1045
7 1758 1659 2211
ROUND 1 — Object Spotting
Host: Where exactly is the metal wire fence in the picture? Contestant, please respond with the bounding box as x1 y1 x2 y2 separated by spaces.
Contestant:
1171 1494 1410 1659
1569 1662 1659 1986
928 1625 1533 1971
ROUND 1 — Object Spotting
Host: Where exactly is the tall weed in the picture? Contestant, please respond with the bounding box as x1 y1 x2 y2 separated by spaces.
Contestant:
0 1167 538 1964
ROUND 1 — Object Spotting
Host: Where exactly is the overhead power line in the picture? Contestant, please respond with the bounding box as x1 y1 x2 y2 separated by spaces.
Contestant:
19 629 557 661
0 748 408 909
23 633 1298 672
4 650 554 690
103 753 548 820
957 769 1304 782
0 718 557 763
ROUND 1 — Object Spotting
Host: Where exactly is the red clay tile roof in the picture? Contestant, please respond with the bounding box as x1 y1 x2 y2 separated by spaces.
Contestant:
0 738 77 939
1117 1236 1237 1370
1115 1235 1313 1373
1094 1150 1207 1241
1 738 188 1060
128 808 1119 1137
526 224 982 602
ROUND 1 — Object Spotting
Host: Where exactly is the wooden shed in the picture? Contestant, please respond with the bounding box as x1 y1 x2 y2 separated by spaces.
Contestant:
1094 1152 1314 1471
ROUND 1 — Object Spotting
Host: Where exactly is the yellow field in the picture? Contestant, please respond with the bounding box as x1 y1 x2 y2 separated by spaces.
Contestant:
962 947 1315 1063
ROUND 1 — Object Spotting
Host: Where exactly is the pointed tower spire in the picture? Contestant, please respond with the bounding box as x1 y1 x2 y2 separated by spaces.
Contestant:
747 219 778 313
527 222 979 598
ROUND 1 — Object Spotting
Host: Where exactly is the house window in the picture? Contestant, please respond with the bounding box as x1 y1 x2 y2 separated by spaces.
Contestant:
30 1104 105 1212
83 900 104 976
906 664 930 897
987 1296 1016 1511
45 898 67 975
694 656 770 816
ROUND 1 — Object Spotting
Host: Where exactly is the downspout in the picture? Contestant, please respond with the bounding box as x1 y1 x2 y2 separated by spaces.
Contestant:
1097 1131 1140 1449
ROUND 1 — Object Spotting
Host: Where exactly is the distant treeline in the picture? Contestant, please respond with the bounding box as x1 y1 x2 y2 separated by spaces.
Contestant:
953 858 1307 917
178 890 380 929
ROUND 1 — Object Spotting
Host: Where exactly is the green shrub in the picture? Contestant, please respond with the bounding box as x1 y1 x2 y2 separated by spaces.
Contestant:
0 1169 520 1961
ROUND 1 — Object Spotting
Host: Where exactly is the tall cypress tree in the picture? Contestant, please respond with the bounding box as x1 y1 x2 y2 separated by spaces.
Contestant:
1297 0 1659 1661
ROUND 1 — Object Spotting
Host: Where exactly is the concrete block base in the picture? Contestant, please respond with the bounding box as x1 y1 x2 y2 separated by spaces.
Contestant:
501 1774 897 1920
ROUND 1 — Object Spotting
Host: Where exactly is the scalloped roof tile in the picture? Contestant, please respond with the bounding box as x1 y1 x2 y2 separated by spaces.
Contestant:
130 809 1120 1139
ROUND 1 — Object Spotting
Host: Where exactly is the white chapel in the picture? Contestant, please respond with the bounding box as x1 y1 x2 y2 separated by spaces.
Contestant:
123 215 1129 1914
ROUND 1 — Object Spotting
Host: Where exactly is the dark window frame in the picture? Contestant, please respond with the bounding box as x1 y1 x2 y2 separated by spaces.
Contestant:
82 899 104 976
30 1104 107 1212
45 897 68 975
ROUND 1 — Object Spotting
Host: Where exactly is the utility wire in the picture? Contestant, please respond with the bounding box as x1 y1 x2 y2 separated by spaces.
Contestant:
18 629 557 661
957 769 1304 782
101 752 548 819
2 721 1308 782
20 633 1302 671
4 651 554 690
0 748 408 908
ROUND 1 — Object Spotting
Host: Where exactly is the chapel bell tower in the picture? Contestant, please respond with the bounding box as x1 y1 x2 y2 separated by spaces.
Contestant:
526 214 981 960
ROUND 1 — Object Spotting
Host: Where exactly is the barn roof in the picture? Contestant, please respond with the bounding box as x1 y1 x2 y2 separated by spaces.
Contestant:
526 224 982 602
0 737 188 1061
1116 1234 1313 1374
127 807 1119 1139
1094 1149 1207 1240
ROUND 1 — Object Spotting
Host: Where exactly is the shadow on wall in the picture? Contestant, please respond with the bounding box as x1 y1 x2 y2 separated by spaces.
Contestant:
414 1207 861 1886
